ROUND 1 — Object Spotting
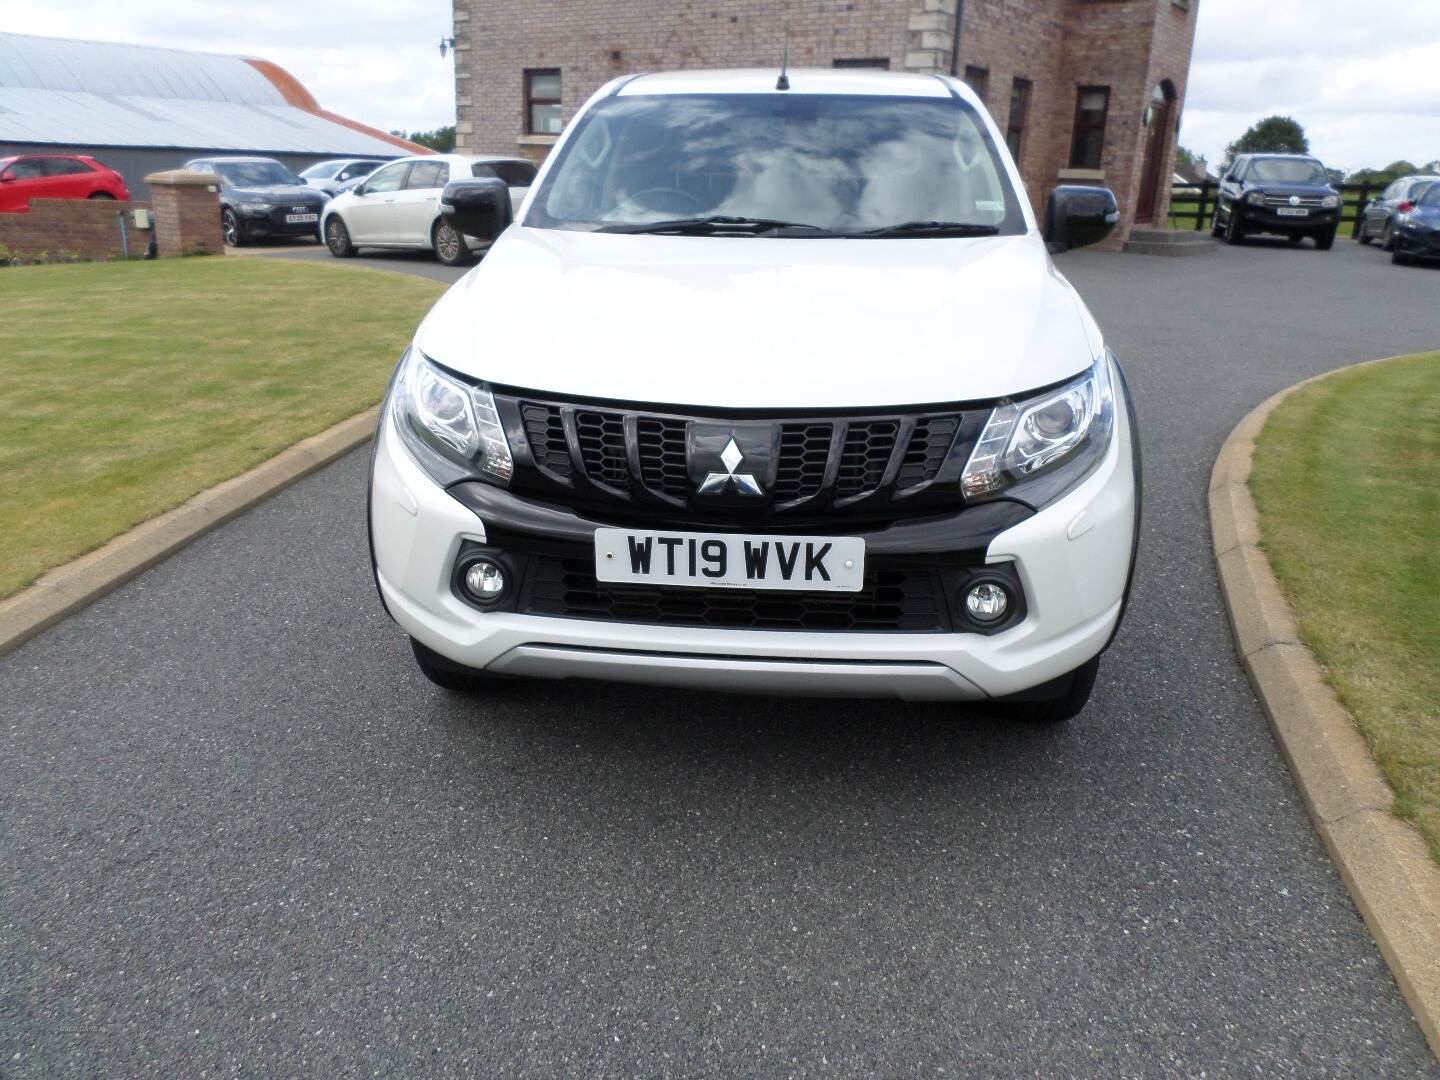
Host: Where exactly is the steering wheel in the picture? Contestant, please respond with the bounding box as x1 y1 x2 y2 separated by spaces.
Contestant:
611 187 706 218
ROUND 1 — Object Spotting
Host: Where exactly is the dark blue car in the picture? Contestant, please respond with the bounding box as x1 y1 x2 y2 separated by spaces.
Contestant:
1212 154 1342 249
1390 180 1440 266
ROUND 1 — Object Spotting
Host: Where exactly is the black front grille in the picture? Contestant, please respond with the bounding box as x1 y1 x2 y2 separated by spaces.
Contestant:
502 391 978 519
773 423 831 502
522 403 571 481
521 555 948 632
575 410 628 491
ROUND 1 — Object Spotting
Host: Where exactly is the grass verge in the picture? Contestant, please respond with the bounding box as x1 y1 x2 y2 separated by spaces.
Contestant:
0 257 445 599
1251 352 1440 860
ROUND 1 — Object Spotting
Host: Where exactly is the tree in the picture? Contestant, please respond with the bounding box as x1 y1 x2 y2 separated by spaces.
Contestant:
1346 160 1418 186
1175 144 1198 169
390 125 456 153
1225 116 1309 159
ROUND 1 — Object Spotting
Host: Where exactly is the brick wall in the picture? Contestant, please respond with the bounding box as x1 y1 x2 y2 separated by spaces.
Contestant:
452 0 1199 246
0 198 153 261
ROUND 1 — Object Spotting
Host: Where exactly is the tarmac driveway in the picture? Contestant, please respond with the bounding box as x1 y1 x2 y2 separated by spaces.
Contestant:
3 238 1440 1077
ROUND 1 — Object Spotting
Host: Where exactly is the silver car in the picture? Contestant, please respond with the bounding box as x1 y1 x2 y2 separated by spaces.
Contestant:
300 158 389 196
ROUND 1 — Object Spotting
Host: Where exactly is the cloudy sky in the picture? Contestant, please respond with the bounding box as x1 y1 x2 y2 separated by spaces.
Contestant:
7 0 1439 174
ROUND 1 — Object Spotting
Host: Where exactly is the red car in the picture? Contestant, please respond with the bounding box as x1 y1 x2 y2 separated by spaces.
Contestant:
0 154 131 213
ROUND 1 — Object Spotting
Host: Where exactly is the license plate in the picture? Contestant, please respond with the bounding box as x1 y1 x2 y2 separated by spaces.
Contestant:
1276 207 1309 217
286 213 319 224
594 528 865 592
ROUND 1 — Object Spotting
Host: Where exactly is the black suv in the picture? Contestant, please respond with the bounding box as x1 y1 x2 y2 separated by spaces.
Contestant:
184 156 330 246
1212 154 1341 249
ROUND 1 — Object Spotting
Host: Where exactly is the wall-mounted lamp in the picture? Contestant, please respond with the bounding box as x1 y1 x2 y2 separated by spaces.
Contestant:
439 36 456 59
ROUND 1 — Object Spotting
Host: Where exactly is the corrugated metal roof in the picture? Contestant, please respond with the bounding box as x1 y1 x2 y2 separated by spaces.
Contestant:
0 32 403 155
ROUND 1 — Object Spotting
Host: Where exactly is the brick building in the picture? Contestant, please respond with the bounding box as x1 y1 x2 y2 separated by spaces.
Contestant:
450 0 1199 247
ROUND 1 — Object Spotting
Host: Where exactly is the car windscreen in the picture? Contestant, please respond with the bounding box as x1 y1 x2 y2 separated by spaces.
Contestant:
215 161 302 187
526 92 1024 235
300 162 341 180
1420 182 1440 208
1246 159 1328 185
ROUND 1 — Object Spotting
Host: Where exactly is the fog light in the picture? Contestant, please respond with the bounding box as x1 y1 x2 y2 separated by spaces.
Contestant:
964 582 1010 623
462 558 507 603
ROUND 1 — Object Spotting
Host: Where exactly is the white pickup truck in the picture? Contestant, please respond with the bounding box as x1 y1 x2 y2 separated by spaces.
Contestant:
369 67 1138 722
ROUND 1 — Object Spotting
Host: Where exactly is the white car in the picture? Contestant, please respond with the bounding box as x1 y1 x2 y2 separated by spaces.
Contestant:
369 69 1138 722
320 153 536 266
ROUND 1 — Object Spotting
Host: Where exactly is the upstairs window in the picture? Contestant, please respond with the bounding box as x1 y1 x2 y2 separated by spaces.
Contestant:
526 69 563 135
1068 86 1110 170
1006 78 1032 162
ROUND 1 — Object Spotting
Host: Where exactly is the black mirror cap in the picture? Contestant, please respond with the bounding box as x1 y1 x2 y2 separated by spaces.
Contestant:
1043 185 1120 253
440 177 513 241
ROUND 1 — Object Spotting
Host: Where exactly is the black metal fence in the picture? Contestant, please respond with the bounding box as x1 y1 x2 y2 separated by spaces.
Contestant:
1168 181 1387 238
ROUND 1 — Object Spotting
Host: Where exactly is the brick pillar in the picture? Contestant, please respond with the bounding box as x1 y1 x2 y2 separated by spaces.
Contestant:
143 171 224 257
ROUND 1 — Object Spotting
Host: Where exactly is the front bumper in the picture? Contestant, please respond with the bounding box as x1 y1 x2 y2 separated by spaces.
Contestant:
240 207 324 238
1236 206 1337 232
1394 225 1440 260
370 386 1139 702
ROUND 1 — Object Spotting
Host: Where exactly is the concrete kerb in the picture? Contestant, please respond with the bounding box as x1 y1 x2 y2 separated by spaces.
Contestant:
1209 356 1440 1061
0 407 379 659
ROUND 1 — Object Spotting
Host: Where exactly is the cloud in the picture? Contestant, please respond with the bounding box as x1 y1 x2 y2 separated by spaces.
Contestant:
4 0 457 135
1187 0 1440 173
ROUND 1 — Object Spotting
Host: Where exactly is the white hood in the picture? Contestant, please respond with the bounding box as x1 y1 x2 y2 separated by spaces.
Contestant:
414 226 1102 410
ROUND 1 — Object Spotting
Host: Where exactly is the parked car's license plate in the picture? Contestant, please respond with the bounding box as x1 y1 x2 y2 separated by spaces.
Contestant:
594 528 865 592
286 213 319 224
1276 207 1309 217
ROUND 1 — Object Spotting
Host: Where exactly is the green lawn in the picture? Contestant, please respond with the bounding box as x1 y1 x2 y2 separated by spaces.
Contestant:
0 257 445 599
1251 352 1440 860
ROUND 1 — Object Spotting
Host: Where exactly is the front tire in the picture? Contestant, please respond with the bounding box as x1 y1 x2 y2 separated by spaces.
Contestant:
1224 208 1245 245
1211 209 1224 238
1314 228 1336 251
432 220 474 267
1357 218 1373 245
989 655 1101 724
1381 222 1395 251
324 215 356 258
1392 246 1411 266
221 208 246 248
410 637 500 693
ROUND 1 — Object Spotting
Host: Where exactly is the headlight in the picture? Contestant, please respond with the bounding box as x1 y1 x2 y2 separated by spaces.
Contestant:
1245 191 1266 205
393 348 513 486
238 201 271 214
961 353 1116 502
1321 194 1340 209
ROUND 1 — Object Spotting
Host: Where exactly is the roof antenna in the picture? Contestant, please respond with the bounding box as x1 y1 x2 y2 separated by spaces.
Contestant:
776 30 790 91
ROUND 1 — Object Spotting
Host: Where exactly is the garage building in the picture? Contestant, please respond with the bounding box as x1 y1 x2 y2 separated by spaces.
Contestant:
0 32 425 199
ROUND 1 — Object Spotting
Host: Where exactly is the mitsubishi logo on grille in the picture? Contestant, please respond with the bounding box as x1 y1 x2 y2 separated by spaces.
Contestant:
699 437 764 496
1288 195 1301 206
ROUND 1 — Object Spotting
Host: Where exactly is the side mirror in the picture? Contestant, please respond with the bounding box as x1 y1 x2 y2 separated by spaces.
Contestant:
1043 185 1119 253
440 177 513 241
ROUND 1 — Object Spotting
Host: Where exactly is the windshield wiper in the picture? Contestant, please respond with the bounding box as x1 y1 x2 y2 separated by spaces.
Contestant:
848 220 1001 239
597 215 824 236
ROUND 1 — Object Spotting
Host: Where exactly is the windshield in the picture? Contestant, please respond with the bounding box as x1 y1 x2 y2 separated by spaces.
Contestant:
215 161 302 187
300 162 342 180
1247 158 1328 185
527 92 1024 236
1420 182 1440 208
